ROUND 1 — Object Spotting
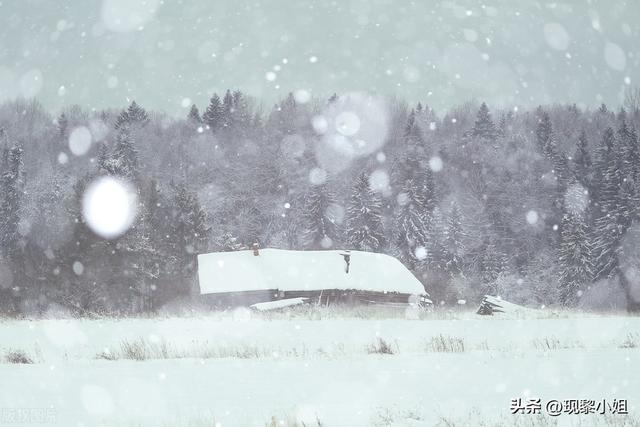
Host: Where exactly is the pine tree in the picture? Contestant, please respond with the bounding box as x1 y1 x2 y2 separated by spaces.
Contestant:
109 125 139 179
392 110 427 185
443 202 465 276
301 183 341 250
96 142 110 174
170 184 210 295
592 128 625 278
598 128 621 210
267 93 299 139
231 90 250 127
536 111 553 154
346 173 385 252
497 114 508 137
426 207 448 270
617 117 640 209
573 130 592 185
549 145 571 188
0 144 24 259
115 101 149 129
592 127 617 207
57 113 68 139
221 90 234 130
126 101 149 125
393 178 428 269
143 180 176 308
481 239 507 284
616 120 640 234
471 102 497 140
559 208 593 306
116 212 158 312
202 94 223 132
187 104 202 124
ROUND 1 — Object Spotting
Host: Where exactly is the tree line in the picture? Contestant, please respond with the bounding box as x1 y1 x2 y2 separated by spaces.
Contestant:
0 89 639 315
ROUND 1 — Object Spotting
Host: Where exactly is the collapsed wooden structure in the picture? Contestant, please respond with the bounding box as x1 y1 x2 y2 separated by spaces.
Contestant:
477 295 532 315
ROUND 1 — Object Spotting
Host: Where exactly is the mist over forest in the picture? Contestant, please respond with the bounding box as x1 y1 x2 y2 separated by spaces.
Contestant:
1 89 640 316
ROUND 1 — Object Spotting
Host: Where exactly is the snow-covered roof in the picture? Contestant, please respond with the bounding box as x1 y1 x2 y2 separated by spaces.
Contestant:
197 249 426 295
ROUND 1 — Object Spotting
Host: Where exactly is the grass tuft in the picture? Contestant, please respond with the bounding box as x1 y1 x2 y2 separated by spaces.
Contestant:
619 332 640 349
366 338 395 355
428 335 465 353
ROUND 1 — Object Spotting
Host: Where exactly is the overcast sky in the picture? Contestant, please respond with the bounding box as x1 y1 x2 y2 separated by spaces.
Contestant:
0 0 638 116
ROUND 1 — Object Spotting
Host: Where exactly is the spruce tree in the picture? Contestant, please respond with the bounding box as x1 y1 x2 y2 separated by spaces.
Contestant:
96 142 110 174
144 180 175 307
115 101 149 129
481 238 507 284
232 90 250 126
393 178 428 269
187 104 202 124
110 125 139 179
202 93 223 132
536 111 553 154
392 110 427 186
426 206 448 270
57 113 68 139
443 202 465 276
573 130 592 186
301 183 340 250
471 102 497 140
592 128 625 278
0 144 24 259
125 101 149 125
346 173 385 252
170 184 210 295
559 208 593 306
221 90 234 130
592 127 617 207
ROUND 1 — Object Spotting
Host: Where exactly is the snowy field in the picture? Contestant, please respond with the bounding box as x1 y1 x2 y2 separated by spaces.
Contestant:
1 309 639 426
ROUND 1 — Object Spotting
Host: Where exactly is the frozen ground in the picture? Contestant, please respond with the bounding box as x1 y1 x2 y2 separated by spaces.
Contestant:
0 308 639 426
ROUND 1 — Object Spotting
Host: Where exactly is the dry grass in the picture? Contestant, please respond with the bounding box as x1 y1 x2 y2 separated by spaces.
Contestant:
366 338 396 354
428 334 465 353
96 338 345 361
619 332 640 349
531 336 583 351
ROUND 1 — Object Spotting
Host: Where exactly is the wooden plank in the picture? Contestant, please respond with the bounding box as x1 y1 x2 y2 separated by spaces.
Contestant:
250 298 308 311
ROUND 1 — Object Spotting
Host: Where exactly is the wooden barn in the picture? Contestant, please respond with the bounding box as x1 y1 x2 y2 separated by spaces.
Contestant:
197 248 431 309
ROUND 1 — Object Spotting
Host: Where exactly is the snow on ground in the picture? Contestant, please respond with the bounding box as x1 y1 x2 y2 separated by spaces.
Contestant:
0 311 639 426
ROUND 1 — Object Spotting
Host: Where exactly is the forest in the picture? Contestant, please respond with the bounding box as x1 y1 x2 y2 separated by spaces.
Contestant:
0 89 639 316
